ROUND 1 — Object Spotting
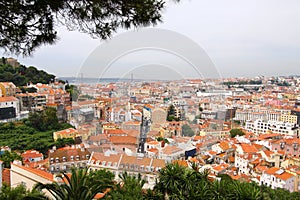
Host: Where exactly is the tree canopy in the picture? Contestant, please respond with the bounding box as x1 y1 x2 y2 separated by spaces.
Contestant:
0 60 55 86
0 0 178 56
181 124 195 137
2 163 300 199
167 104 180 121
0 116 74 155
230 128 245 138
35 167 114 200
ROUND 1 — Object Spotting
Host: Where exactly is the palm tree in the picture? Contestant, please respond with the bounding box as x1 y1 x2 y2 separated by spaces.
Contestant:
35 167 114 200
231 181 261 200
154 163 189 199
105 172 146 200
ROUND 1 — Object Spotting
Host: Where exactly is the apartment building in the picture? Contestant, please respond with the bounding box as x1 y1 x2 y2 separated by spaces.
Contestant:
88 152 165 188
0 96 19 121
48 146 91 173
0 82 16 97
260 167 295 192
245 119 299 136
16 93 46 111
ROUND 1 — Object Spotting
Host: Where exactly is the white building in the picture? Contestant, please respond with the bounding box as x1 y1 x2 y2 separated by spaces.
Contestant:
0 96 19 122
88 152 165 189
260 167 295 192
10 162 55 197
245 119 299 136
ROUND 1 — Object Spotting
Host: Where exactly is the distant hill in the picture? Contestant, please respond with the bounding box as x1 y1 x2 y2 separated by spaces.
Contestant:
0 57 55 86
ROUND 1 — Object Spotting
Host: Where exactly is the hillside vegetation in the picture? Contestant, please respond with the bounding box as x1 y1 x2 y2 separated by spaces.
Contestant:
0 58 55 86
0 108 74 155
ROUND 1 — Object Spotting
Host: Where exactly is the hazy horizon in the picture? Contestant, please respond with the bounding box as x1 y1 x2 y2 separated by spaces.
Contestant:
1 0 300 79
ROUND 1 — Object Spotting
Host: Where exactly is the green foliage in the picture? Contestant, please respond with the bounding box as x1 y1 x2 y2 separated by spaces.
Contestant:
230 128 245 138
0 183 47 200
0 150 22 168
156 137 169 144
79 94 95 100
35 167 114 200
19 86 37 93
277 81 291 86
28 108 59 131
0 62 55 86
181 124 195 137
192 115 201 124
106 172 146 200
0 117 73 156
5 163 300 200
0 1 170 55
199 106 203 112
153 163 300 200
166 105 180 121
65 84 80 101
155 163 211 199
54 138 75 149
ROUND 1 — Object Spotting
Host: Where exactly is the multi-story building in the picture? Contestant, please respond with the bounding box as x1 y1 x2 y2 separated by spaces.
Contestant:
245 119 299 136
48 146 91 173
53 128 78 141
280 114 298 124
270 138 300 157
0 96 19 121
10 162 54 195
0 82 16 97
22 150 44 163
260 167 295 192
16 93 46 111
88 152 165 188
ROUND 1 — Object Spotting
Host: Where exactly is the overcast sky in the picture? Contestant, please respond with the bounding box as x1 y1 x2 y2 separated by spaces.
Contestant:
3 0 300 79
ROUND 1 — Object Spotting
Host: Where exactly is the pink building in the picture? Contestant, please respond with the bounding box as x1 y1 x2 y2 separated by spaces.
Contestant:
270 138 300 157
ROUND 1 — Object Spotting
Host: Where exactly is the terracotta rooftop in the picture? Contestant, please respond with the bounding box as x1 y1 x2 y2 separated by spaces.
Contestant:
54 128 77 135
276 171 294 181
91 152 122 165
0 96 18 102
22 150 43 160
162 146 183 155
121 155 151 166
12 163 54 181
172 160 188 167
109 136 137 145
240 144 258 154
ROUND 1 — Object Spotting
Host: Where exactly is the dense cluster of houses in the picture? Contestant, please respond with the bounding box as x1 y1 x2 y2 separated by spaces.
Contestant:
2 75 300 195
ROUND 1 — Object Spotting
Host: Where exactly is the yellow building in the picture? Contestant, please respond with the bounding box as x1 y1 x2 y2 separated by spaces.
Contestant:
0 82 16 97
53 128 78 141
280 114 298 124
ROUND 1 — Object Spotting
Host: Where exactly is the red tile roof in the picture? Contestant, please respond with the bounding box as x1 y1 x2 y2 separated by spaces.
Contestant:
0 96 17 102
12 163 54 181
